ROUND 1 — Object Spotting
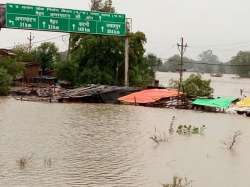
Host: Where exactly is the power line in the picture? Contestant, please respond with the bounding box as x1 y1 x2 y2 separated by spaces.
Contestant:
159 58 250 67
2 33 69 49
27 32 35 52
190 40 250 48
183 61 250 67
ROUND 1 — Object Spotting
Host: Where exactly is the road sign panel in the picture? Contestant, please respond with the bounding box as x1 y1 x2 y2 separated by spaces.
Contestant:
38 17 68 32
5 3 126 36
6 13 38 29
69 20 96 34
97 22 125 36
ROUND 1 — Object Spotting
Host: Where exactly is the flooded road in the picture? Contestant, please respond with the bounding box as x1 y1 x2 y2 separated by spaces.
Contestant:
0 72 250 187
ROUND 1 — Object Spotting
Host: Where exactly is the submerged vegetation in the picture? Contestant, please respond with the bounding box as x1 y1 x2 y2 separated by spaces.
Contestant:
162 176 192 187
0 67 12 96
223 130 242 151
150 127 168 144
17 154 33 170
176 125 206 136
150 116 206 144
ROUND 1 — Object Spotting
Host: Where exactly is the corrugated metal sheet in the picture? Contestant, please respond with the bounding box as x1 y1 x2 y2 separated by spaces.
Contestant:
118 89 182 104
192 97 238 109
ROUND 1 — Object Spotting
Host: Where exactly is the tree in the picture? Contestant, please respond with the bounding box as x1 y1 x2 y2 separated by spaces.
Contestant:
198 50 223 73
230 51 250 77
0 58 24 80
66 31 150 86
0 67 12 96
12 44 34 62
144 53 162 72
61 0 154 87
182 74 213 97
159 55 194 72
34 42 59 75
169 74 213 98
55 60 78 85
199 50 219 63
90 0 114 12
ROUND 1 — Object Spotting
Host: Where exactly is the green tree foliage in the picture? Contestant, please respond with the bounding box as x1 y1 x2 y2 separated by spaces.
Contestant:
182 74 213 97
57 0 155 87
55 60 78 84
128 32 151 86
0 67 12 96
91 0 114 12
144 53 162 72
69 34 124 85
12 44 33 62
64 32 150 86
0 58 24 79
33 42 59 75
230 51 250 77
169 74 213 98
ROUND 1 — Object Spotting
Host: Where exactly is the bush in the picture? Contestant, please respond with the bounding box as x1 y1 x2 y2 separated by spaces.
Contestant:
0 67 12 96
169 74 213 98
55 60 78 85
0 58 24 79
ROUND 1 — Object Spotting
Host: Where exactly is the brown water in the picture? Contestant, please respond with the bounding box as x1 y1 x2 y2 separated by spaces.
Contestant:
0 73 250 187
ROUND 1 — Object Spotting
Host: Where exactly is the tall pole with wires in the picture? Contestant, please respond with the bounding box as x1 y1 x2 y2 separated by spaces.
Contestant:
177 37 188 94
27 32 34 53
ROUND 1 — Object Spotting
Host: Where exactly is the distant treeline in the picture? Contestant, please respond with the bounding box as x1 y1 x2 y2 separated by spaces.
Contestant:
158 50 250 77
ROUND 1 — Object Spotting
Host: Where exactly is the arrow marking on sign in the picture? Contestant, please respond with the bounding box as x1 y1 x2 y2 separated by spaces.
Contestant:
9 20 14 25
42 21 46 28
72 24 75 30
101 26 104 32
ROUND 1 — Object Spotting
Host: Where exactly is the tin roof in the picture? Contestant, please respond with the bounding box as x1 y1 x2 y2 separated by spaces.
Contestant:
118 89 182 104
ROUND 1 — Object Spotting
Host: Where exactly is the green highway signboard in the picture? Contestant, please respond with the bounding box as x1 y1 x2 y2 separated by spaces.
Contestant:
5 3 126 36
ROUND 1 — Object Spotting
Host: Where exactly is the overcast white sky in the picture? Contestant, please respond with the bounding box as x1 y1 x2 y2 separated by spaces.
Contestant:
1 0 250 62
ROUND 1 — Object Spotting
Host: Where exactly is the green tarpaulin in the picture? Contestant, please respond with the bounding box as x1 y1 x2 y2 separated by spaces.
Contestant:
192 97 238 109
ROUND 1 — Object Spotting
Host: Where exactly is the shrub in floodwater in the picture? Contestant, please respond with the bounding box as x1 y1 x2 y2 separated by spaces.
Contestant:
176 125 206 136
150 127 168 144
150 117 206 144
17 154 33 170
162 176 192 187
223 130 242 150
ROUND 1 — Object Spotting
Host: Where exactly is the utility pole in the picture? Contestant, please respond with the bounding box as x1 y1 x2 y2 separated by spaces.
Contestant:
27 32 34 52
177 37 188 94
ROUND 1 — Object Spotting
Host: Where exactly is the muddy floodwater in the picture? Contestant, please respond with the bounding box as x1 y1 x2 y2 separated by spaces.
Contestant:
0 72 250 187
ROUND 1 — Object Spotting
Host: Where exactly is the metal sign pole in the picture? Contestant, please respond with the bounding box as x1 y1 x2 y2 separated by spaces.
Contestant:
125 36 129 87
124 19 132 87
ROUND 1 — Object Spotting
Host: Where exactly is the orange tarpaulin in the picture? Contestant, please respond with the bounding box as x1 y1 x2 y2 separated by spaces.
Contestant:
118 89 182 104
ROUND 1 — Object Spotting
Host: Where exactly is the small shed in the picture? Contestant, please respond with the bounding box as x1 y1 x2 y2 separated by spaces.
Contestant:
21 61 41 82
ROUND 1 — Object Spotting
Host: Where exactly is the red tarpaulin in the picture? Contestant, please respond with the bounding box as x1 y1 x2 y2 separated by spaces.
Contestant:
118 89 182 104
